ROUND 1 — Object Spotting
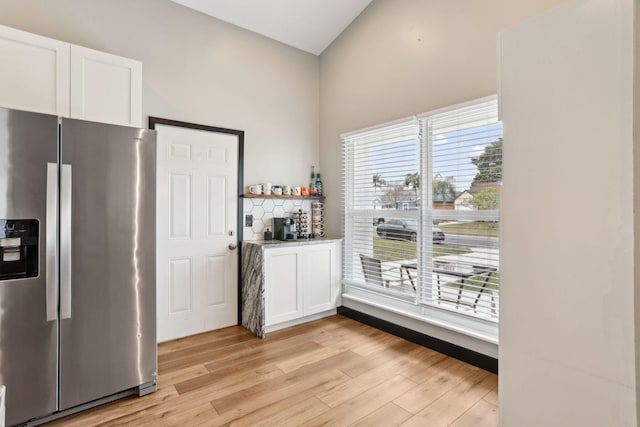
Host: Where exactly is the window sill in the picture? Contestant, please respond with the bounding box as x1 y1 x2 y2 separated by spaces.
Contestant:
341 289 498 357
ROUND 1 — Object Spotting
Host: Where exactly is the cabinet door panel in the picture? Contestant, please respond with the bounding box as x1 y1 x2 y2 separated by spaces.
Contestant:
265 249 302 325
0 24 70 116
70 45 142 127
302 243 340 315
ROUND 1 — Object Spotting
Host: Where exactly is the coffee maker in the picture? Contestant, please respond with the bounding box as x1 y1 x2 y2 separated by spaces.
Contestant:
273 217 297 241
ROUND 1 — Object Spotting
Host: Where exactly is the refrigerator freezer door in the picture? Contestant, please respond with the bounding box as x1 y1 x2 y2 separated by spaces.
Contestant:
59 119 157 410
0 108 58 425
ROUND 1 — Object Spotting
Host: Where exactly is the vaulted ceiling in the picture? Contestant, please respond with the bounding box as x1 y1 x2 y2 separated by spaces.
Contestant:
170 0 373 55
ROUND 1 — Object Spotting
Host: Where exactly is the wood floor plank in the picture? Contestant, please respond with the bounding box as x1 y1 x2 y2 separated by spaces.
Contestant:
312 320 393 351
449 399 498 427
174 364 286 403
44 386 180 427
317 361 404 408
190 390 327 427
211 367 349 415
302 375 417 427
156 364 209 389
42 316 498 427
139 402 219 427
399 370 496 427
202 333 324 374
275 344 344 373
317 346 442 408
229 396 329 427
175 361 286 395
350 331 407 357
94 395 216 426
273 349 365 379
158 326 254 356
338 339 419 378
350 402 413 427
158 335 259 373
381 345 449 383
181 341 325 393
483 384 499 406
393 357 482 414
201 369 350 426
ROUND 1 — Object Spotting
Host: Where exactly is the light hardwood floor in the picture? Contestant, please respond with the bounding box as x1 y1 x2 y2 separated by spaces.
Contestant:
45 316 498 426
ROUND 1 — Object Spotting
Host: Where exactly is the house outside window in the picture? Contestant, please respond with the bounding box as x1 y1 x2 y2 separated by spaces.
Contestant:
342 97 502 325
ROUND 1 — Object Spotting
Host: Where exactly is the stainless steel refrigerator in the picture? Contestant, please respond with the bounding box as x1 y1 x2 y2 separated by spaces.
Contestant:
0 107 157 426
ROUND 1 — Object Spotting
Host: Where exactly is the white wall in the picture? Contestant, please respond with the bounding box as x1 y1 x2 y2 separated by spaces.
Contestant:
319 0 569 239
0 0 319 190
500 0 636 425
635 0 640 420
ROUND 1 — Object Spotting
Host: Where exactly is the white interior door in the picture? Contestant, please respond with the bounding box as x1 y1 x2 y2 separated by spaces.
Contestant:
156 123 238 342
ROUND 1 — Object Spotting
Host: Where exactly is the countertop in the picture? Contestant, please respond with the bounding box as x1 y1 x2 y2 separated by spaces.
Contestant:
242 238 341 248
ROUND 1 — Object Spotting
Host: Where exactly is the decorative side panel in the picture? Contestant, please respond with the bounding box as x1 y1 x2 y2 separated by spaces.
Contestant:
242 243 265 337
169 258 192 313
170 174 191 238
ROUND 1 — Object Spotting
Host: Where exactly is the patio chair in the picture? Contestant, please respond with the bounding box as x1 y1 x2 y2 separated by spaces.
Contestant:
360 254 395 288
434 267 498 313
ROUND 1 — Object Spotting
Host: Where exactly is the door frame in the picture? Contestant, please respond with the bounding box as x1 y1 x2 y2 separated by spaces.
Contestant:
148 117 244 325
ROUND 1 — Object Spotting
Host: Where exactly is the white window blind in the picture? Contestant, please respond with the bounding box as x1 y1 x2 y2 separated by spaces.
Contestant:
342 118 420 301
419 98 501 320
342 97 502 322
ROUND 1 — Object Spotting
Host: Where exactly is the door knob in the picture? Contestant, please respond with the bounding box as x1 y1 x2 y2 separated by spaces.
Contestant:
228 243 237 250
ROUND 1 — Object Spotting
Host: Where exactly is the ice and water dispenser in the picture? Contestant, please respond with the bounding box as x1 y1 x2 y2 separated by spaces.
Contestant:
0 219 38 280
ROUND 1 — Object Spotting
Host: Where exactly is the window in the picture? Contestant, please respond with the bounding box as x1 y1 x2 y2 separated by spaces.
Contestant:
342 97 502 323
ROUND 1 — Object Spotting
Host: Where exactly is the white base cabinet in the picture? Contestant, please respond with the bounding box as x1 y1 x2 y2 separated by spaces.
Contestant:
0 24 142 127
264 241 341 330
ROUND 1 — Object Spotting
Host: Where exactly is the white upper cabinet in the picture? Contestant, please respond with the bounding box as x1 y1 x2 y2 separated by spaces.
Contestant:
0 24 142 127
70 45 142 128
0 25 70 116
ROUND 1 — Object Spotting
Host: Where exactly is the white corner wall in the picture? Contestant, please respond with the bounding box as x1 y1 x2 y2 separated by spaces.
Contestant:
499 0 636 425
0 0 320 189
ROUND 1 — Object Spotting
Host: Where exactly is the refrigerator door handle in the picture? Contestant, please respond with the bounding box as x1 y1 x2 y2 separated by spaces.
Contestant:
46 163 58 322
61 164 72 320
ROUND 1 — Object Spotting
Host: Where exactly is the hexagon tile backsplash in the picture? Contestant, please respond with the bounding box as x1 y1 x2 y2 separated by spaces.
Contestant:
242 198 312 241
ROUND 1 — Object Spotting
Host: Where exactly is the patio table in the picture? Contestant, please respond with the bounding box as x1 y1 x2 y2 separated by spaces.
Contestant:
400 262 497 310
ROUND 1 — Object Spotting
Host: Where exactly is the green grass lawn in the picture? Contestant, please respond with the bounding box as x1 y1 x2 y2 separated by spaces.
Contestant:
373 237 471 262
439 221 499 237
